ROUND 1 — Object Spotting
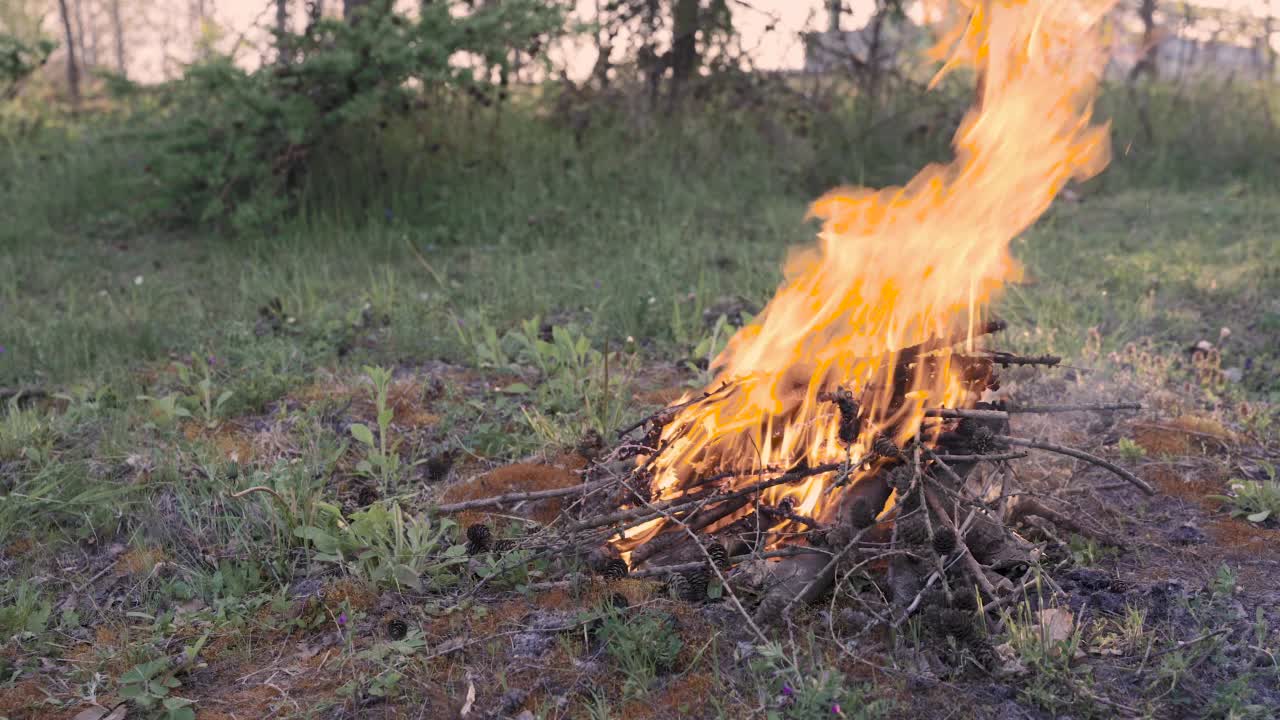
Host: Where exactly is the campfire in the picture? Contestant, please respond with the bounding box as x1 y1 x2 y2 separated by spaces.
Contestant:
441 0 1153 642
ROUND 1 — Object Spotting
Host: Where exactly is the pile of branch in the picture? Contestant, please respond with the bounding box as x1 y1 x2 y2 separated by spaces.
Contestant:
433 323 1154 648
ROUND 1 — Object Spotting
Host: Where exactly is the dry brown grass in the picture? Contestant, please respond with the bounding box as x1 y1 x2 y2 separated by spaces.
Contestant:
441 462 583 526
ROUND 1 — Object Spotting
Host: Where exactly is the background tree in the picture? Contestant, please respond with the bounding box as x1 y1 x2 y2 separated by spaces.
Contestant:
276 0 289 64
1132 0 1158 80
109 0 126 75
56 0 79 106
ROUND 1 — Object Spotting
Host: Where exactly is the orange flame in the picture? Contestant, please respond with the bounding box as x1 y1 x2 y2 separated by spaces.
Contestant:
617 0 1116 557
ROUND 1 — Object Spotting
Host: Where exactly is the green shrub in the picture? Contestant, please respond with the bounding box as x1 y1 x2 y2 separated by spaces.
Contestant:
145 0 566 232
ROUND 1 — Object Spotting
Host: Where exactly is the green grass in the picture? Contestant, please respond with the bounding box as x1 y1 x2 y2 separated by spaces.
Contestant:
2 90 1279 717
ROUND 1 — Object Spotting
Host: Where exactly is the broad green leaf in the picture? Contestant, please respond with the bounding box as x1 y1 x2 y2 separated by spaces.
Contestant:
295 527 340 554
1246 510 1271 523
350 423 375 447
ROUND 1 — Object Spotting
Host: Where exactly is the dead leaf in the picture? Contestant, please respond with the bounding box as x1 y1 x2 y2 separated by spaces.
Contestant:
72 705 127 720
459 679 476 717
1036 607 1075 644
992 642 1027 677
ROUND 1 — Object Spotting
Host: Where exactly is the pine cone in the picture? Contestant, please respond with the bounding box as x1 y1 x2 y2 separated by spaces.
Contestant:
970 426 997 454
848 497 877 529
873 434 901 459
887 465 915 492
683 568 709 602
706 542 729 570
830 389 862 445
939 607 977 642
465 523 492 555
386 617 408 641
667 572 691 601
492 538 516 555
896 511 930 546
602 558 629 581
932 527 957 556
950 588 979 612
970 637 999 669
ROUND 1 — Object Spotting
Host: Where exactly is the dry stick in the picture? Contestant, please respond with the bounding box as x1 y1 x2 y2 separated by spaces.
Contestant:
674 520 772 646
1007 403 1142 414
923 488 1000 600
564 461 846 536
777 524 876 621
630 495 752 565
931 452 1028 462
978 352 1063 367
757 504 827 530
433 477 616 513
995 435 1156 496
633 547 826 578
924 403 1143 422
924 408 1008 421
614 380 735 439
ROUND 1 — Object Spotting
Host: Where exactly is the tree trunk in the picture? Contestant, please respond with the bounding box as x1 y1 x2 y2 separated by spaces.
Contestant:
276 0 290 64
57 0 80 107
670 0 700 94
73 0 90 70
343 0 371 21
190 0 207 60
110 0 126 76
1266 3 1276 78
827 0 841 33
1131 0 1158 81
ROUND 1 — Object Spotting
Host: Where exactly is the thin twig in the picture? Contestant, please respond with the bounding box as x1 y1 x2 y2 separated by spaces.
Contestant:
1007 403 1141 414
433 477 614 513
995 435 1156 495
565 461 845 536
924 408 1009 421
931 452 1028 463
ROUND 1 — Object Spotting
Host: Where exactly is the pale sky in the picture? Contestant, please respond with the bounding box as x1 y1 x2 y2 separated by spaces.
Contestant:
29 0 1280 83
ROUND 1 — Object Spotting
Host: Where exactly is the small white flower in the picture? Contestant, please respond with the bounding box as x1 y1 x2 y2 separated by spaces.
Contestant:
626 336 635 343
133 275 144 286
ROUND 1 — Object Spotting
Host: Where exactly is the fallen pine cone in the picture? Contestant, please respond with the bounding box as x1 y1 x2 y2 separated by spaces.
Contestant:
896 511 930 547
465 523 492 555
602 558 629 581
932 527 957 556
707 542 729 570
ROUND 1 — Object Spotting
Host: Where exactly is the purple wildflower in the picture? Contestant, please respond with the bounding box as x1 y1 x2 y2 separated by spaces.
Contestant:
832 703 842 715
781 684 793 698
0 345 5 354
337 612 348 627
207 355 217 366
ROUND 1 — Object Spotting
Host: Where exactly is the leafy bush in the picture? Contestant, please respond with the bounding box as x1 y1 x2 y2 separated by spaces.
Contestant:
0 32 53 102
146 0 566 231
